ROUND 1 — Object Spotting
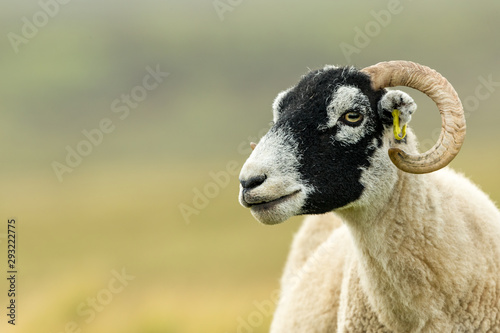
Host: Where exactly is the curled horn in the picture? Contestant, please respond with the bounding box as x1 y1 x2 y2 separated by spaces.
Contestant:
361 61 466 174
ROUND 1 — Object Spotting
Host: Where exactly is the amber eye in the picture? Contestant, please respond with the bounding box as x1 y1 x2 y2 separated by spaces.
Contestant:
342 112 363 125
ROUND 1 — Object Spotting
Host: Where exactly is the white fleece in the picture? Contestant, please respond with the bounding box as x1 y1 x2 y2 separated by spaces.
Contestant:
270 130 500 332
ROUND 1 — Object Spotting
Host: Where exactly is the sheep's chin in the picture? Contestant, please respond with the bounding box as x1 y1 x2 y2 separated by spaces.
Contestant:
248 191 303 225
250 208 292 225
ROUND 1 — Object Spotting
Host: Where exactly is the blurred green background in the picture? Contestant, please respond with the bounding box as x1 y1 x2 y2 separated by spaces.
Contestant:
0 0 499 332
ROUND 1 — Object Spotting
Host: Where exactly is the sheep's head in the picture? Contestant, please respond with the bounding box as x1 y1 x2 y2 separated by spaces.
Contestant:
239 61 466 224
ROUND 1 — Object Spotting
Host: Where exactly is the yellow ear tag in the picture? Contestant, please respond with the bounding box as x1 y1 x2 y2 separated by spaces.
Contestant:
392 109 407 140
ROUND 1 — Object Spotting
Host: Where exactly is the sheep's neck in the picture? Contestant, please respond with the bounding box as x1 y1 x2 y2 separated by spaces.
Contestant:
336 171 448 330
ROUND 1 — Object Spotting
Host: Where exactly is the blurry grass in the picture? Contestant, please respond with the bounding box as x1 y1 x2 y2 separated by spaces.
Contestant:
0 148 498 333
0 161 299 333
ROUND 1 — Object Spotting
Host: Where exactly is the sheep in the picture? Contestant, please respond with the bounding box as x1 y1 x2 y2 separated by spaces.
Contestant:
238 61 500 332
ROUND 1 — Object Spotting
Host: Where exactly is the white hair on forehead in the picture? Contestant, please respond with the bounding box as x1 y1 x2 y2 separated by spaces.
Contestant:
322 65 338 71
340 66 357 78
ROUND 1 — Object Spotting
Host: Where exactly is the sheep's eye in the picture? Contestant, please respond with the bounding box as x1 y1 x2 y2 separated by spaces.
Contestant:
342 112 363 125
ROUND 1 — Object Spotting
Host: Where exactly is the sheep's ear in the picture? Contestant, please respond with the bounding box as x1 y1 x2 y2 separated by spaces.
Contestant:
377 90 417 129
272 88 292 122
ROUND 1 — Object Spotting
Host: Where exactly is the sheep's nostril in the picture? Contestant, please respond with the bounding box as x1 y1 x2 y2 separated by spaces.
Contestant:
240 175 267 190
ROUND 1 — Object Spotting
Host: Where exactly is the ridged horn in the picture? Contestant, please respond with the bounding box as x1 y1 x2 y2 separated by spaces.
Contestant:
361 61 466 174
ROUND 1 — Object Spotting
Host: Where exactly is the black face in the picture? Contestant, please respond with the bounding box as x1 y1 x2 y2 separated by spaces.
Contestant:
273 67 387 214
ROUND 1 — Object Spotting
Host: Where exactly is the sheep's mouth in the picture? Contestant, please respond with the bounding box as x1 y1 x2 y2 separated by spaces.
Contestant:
247 190 301 212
